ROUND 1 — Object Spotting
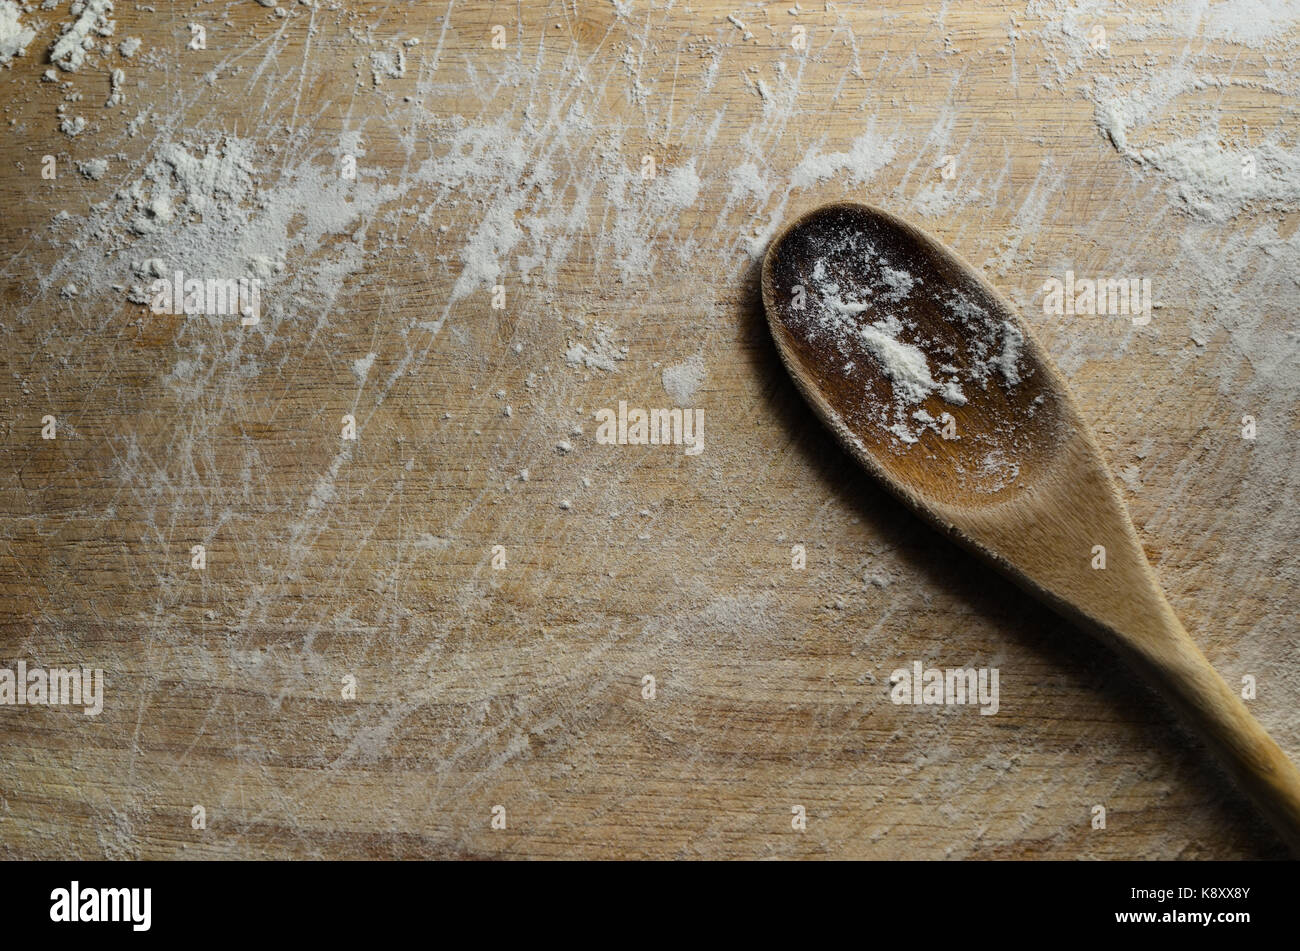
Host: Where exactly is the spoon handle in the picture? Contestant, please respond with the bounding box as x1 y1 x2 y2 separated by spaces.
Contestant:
973 431 1300 852
1118 611 1300 853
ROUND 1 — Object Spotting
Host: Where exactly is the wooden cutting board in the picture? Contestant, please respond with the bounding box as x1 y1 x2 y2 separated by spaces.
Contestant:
0 0 1296 859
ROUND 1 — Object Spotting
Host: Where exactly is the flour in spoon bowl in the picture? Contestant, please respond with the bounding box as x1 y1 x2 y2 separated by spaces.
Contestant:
766 205 1055 499
792 227 1026 447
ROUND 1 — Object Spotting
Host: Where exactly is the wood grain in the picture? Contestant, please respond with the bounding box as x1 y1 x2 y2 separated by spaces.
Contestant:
0 1 1296 859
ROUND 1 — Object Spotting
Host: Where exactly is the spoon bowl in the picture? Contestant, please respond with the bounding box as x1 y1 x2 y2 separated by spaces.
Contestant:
763 202 1069 505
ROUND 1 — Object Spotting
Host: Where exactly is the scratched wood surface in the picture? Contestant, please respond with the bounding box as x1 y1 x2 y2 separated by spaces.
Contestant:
0 1 1296 859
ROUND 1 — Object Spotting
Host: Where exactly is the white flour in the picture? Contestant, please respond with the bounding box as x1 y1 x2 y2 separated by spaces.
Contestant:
790 120 897 189
796 246 1024 446
565 323 628 373
76 157 107 180
856 316 960 409
1025 0 1300 222
351 352 376 384
662 354 706 404
0 0 34 66
1093 73 1300 221
50 0 114 73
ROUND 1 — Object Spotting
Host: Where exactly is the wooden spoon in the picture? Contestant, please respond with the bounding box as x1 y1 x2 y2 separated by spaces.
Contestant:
761 201 1300 853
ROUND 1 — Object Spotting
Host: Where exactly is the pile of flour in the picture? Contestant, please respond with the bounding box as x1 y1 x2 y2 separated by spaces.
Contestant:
50 0 114 73
0 1 36 66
